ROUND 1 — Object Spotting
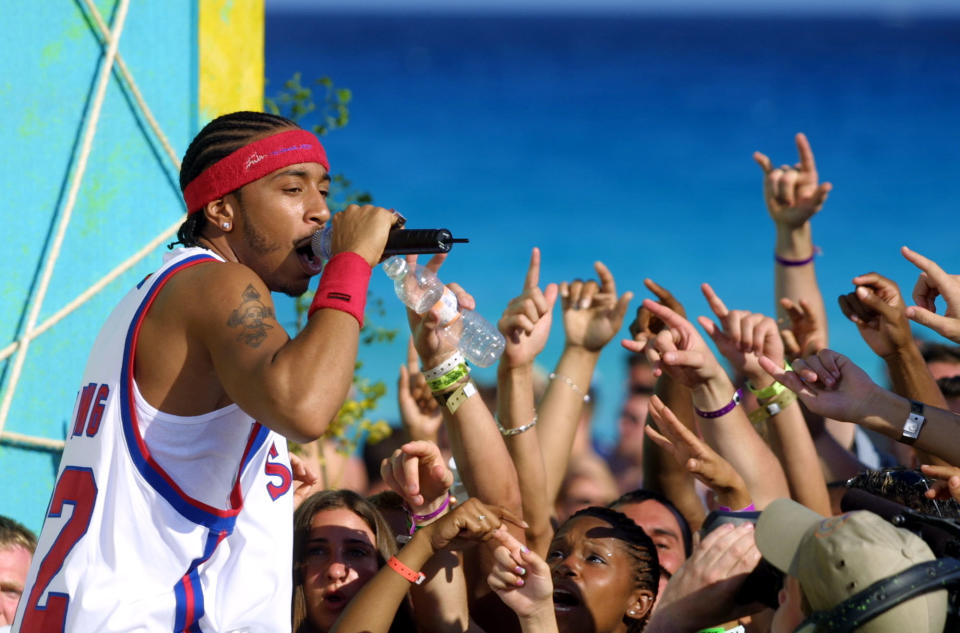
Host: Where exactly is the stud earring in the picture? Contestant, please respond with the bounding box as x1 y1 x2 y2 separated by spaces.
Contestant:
222 222 230 230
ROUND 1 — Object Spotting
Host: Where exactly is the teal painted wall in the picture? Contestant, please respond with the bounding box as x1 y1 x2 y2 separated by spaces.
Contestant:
0 1 197 533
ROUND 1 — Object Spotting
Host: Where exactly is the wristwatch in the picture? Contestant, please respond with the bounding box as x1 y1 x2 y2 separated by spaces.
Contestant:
899 400 926 445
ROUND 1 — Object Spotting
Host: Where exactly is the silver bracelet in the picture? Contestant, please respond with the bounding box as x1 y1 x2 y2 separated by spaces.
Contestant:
549 372 590 402
497 414 538 437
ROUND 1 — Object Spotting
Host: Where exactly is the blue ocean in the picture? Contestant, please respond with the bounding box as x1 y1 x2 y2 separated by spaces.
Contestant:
265 11 960 447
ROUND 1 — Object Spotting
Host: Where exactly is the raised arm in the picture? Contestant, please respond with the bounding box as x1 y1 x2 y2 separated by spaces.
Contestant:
398 337 445 446
143 204 397 442
329 499 520 633
537 262 632 503
496 248 557 555
699 285 829 515
761 349 960 466
406 255 522 524
632 280 706 530
838 270 950 466
754 134 854 452
380 440 476 633
645 396 752 512
487 529 559 633
622 300 789 509
755 133 832 330
839 272 946 408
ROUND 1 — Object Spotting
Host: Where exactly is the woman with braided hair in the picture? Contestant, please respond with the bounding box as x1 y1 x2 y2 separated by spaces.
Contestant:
488 506 659 633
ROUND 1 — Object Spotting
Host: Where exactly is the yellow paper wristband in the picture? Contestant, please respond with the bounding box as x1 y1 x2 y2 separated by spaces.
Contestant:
747 360 792 399
748 390 798 424
427 363 469 392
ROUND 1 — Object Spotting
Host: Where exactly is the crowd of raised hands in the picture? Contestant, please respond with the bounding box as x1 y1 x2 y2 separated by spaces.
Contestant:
289 133 960 633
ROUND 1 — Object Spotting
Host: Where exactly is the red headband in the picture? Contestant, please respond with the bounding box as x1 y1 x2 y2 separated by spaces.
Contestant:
182 129 330 214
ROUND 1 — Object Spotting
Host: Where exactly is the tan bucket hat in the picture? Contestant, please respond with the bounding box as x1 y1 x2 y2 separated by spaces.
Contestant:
755 498 947 633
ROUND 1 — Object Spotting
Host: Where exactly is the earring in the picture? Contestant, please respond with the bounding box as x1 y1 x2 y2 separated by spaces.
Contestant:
628 611 635 616
222 222 230 230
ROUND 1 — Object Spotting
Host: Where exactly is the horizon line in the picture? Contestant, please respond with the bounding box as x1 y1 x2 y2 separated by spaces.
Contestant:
266 4 960 17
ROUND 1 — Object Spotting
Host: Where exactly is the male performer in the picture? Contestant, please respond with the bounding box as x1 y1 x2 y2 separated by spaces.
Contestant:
14 111 397 632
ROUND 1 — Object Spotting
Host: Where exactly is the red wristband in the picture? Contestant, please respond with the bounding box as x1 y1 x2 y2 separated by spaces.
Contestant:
307 252 372 326
387 556 426 585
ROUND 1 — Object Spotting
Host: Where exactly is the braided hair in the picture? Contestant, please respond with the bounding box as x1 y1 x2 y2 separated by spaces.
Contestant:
170 111 299 248
568 506 660 632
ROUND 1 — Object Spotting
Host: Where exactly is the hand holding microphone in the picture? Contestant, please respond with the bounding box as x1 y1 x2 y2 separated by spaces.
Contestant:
312 219 468 261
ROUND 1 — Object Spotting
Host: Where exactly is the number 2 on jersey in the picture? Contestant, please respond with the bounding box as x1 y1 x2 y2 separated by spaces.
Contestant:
18 467 97 632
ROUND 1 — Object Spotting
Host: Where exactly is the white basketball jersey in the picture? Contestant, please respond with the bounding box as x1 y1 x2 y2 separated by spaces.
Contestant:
14 248 294 633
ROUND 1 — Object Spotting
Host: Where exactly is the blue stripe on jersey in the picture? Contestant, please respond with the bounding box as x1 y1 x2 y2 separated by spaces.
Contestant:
242 424 271 473
174 529 228 633
118 253 242 532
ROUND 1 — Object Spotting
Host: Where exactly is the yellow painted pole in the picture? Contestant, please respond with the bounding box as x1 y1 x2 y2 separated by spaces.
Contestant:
199 0 265 124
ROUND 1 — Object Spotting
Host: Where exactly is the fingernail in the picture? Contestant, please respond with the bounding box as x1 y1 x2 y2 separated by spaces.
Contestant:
516 578 525 587
521 545 529 553
515 566 526 576
580 299 590 309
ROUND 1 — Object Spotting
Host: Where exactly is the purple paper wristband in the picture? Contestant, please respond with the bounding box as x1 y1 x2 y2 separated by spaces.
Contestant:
774 246 820 267
717 503 756 513
695 389 742 419
407 492 452 535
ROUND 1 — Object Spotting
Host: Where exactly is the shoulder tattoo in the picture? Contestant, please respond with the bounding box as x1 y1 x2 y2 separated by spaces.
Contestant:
227 285 275 347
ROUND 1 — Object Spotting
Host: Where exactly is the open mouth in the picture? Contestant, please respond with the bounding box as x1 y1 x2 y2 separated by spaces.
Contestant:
552 585 583 611
296 242 324 275
322 590 348 610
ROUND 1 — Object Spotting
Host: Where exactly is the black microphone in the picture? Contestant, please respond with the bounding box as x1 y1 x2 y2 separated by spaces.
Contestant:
380 228 469 257
311 227 468 260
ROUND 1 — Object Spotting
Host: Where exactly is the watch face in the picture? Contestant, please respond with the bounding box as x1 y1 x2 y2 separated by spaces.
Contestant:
904 414 923 437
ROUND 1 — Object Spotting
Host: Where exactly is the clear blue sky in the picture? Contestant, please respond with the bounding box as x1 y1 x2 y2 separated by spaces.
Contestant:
267 0 960 14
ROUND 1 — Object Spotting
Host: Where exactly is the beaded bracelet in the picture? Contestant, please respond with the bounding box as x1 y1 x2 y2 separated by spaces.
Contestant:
694 389 742 419
549 372 590 402
497 414 538 437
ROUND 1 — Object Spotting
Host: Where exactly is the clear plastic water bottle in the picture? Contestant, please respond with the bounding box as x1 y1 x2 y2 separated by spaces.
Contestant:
311 226 504 366
383 257 504 366
440 304 506 368
381 256 446 314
